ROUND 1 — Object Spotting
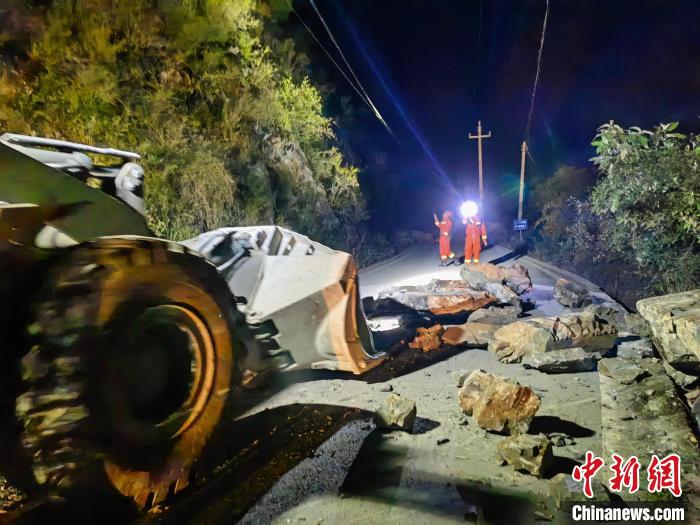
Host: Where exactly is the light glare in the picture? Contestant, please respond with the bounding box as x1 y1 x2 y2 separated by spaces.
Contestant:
460 200 479 217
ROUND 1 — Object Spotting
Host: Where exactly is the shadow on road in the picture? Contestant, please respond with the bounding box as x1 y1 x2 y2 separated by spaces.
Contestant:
341 427 541 525
487 245 528 266
528 415 595 438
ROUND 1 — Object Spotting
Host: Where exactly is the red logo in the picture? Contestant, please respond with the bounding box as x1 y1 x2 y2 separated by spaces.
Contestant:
572 452 683 498
609 454 641 494
572 451 605 498
647 454 682 497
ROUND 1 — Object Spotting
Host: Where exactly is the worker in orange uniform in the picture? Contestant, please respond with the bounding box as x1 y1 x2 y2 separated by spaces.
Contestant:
462 209 487 264
433 211 455 266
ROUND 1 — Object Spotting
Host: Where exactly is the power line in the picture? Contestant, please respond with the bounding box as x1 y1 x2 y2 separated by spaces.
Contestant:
284 1 371 109
524 0 550 139
306 0 394 136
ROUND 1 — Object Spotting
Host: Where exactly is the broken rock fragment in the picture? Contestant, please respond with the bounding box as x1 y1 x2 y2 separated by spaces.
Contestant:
496 433 553 477
598 358 646 385
553 278 592 308
471 377 541 434
475 282 522 310
375 393 417 431
442 322 498 347
457 370 499 415
504 264 533 295
408 324 444 351
468 304 521 325
489 312 617 363
616 338 655 359
522 347 597 373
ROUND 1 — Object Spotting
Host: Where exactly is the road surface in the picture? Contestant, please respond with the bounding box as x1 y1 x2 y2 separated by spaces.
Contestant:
143 243 615 525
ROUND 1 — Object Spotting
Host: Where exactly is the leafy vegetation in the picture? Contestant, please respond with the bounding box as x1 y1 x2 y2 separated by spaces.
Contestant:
533 122 699 305
0 0 381 261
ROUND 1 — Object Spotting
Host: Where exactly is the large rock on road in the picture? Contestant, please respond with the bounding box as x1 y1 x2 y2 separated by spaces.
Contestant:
553 278 592 308
637 289 700 375
488 312 617 363
457 370 541 434
460 262 532 295
377 279 496 315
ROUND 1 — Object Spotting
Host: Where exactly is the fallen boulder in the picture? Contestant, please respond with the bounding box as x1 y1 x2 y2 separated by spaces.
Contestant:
468 304 521 325
457 370 499 415
408 324 444 352
553 278 592 308
460 262 532 295
598 358 647 385
496 433 553 477
375 393 417 431
476 282 522 311
522 347 598 373
616 338 655 359
637 289 700 375
442 322 498 347
377 279 496 315
585 302 627 328
504 263 533 295
472 378 541 434
489 312 617 363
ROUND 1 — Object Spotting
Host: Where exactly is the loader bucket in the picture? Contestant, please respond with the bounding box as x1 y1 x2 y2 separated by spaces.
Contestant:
185 226 385 374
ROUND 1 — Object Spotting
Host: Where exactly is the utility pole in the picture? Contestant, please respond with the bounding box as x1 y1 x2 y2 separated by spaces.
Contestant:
468 120 492 205
518 141 527 242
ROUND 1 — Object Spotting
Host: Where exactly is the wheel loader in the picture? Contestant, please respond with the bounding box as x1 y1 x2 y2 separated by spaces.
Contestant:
0 134 385 510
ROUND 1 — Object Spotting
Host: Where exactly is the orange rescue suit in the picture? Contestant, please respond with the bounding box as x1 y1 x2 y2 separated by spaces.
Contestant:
463 216 487 263
435 213 455 260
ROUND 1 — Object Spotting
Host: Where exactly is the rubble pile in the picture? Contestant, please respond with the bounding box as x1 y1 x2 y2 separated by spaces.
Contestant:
457 370 540 434
552 278 591 308
488 312 617 364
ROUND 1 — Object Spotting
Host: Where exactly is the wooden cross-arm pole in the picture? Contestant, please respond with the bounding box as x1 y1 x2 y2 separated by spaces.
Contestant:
468 120 492 205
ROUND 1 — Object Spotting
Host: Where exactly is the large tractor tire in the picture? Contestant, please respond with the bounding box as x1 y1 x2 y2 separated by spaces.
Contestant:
16 237 239 509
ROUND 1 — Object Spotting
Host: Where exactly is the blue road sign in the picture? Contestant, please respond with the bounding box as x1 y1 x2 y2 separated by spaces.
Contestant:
513 219 529 231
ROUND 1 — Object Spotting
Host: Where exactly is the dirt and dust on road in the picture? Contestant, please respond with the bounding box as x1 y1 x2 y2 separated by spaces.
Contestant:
6 244 699 525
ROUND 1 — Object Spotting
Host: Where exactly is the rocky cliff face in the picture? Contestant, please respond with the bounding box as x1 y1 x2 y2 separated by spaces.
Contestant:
262 135 337 227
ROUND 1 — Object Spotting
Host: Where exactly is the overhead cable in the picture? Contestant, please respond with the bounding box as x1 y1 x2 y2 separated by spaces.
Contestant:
306 0 394 135
524 0 550 139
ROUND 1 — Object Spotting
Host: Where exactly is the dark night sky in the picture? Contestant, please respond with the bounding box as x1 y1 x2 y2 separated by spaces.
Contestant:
287 0 700 231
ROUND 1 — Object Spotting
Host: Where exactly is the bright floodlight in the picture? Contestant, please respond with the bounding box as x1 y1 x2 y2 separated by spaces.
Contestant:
460 200 479 218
